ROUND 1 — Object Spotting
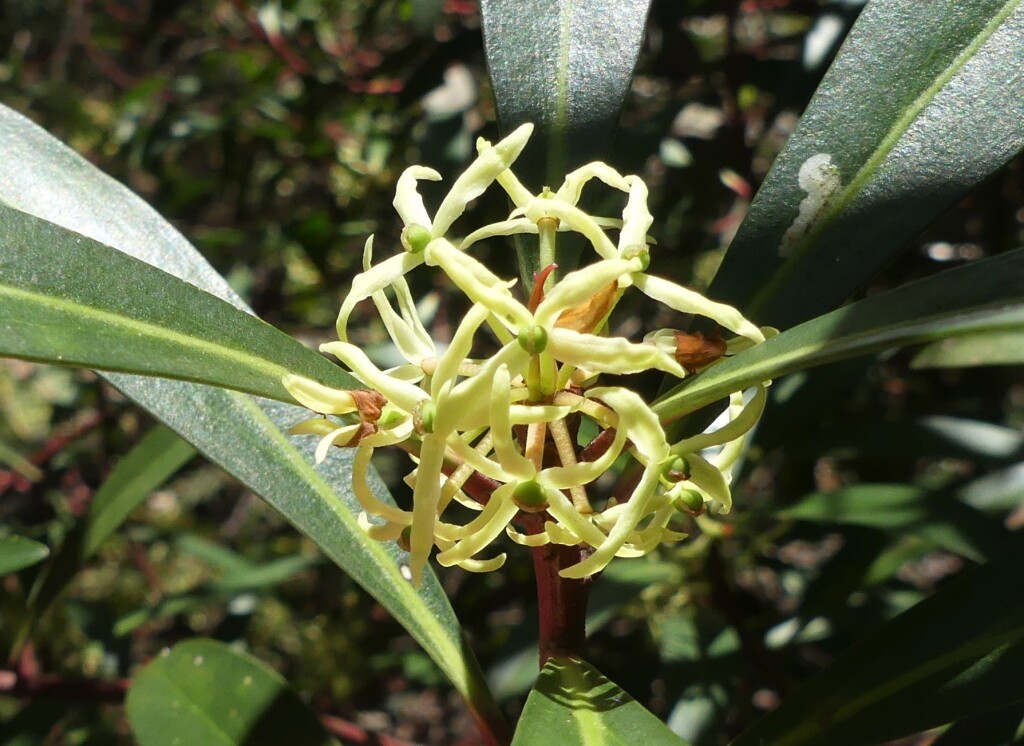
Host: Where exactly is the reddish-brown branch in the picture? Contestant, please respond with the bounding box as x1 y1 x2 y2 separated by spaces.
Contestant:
530 543 594 666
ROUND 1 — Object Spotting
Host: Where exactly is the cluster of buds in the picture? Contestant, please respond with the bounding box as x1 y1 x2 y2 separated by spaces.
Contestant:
284 124 772 584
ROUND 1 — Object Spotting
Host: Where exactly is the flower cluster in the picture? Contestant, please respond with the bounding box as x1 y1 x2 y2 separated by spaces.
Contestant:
284 124 772 584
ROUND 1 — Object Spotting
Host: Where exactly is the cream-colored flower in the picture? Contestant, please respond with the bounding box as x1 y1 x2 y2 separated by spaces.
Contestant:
284 125 772 584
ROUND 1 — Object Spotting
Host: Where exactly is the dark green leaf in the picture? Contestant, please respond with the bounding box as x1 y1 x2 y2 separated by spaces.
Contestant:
779 484 1021 562
0 202 359 403
730 548 1024 746
126 639 338 746
0 103 505 738
0 536 49 575
480 0 651 280
654 250 1024 423
512 656 686 746
912 330 1024 368
711 1 1024 327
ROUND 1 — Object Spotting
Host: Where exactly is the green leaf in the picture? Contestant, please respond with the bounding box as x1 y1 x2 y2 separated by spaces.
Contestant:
512 657 686 746
0 536 49 575
730 548 1024 746
480 0 652 280
912 330 1024 368
0 201 359 403
710 0 1024 327
654 249 1024 424
779 484 1022 562
0 438 42 482
18 426 196 646
126 639 338 746
0 104 505 738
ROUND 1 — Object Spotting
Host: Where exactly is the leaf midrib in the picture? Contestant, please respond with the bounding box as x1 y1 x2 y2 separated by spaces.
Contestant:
654 300 1024 421
0 281 291 399
748 0 1024 315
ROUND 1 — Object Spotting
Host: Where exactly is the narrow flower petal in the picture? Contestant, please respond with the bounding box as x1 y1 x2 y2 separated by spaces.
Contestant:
409 433 446 585
489 365 535 481
633 273 764 342
687 452 732 512
358 512 408 540
618 175 654 252
352 446 412 524
336 251 425 340
461 218 538 251
393 165 441 228
314 424 361 463
522 198 619 259
555 162 630 206
282 374 358 415
432 123 533 236
559 462 663 579
320 342 425 412
544 487 609 548
534 257 636 326
436 484 520 566
425 239 532 329
548 328 686 378
589 386 670 463
431 302 491 402
672 386 766 454
506 524 550 547
540 426 627 490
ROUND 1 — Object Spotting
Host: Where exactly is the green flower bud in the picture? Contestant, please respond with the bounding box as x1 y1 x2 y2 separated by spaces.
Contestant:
623 245 650 271
397 526 413 552
663 455 691 482
517 325 549 354
512 480 549 512
673 488 704 514
413 400 437 434
401 223 432 254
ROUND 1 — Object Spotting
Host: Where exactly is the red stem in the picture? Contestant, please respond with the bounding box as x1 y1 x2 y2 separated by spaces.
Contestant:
530 543 595 667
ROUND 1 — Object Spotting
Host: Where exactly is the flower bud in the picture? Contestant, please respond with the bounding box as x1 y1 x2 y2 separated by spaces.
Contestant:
512 480 549 512
413 400 437 434
517 325 549 354
397 526 413 552
673 487 704 514
663 455 691 482
401 223 432 254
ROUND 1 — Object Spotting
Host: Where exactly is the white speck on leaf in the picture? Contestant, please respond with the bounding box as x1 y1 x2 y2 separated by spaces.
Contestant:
193 655 203 666
779 154 842 256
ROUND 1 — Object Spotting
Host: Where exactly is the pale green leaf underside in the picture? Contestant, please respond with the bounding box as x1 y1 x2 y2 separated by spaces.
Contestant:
0 102 503 734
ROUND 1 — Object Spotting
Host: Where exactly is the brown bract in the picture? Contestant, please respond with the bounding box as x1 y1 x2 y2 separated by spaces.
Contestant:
554 281 618 334
674 331 727 372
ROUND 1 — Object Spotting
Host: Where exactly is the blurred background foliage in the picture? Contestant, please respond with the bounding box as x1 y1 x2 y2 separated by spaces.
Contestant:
1 0 1022 744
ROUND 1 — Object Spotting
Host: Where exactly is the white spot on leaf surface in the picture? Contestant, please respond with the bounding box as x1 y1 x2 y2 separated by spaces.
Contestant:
779 154 842 256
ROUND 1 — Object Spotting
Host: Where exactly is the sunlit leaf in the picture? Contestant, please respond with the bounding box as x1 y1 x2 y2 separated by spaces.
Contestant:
711 0 1024 328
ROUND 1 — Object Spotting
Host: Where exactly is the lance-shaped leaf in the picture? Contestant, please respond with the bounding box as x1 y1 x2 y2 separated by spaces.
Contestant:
729 548 1024 746
512 656 686 746
654 249 1024 423
480 0 651 281
912 330 1024 369
710 0 1024 328
0 203 360 402
126 639 338 746
0 103 506 740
